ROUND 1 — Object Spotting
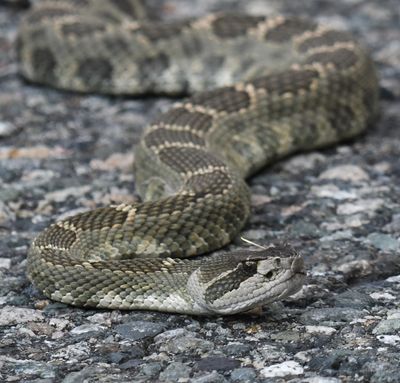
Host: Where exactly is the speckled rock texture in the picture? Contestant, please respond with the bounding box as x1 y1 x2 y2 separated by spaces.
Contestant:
0 0 399 382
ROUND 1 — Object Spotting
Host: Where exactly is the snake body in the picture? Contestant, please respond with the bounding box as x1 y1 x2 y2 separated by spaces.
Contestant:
18 0 379 315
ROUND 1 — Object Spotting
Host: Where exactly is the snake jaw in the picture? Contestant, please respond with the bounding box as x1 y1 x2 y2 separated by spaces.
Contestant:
186 247 306 315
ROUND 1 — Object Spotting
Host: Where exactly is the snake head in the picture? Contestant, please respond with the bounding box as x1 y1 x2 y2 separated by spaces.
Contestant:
187 245 306 315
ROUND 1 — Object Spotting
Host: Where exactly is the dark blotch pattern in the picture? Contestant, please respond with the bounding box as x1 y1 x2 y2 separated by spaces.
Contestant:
144 128 205 148
67 207 129 232
249 69 319 94
265 18 317 42
158 147 225 174
205 262 258 303
180 34 205 58
76 57 113 87
154 108 213 134
327 104 357 135
61 22 107 37
190 87 250 113
138 21 191 42
304 48 359 70
112 0 136 16
30 28 48 42
291 119 320 148
212 14 265 38
185 169 232 197
101 36 131 55
297 30 354 53
137 53 170 78
31 47 57 83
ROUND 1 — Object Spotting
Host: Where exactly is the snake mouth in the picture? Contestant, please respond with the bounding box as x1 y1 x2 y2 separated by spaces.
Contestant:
284 264 307 297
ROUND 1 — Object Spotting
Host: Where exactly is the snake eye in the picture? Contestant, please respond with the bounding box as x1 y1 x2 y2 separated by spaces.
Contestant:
265 270 274 279
274 257 281 266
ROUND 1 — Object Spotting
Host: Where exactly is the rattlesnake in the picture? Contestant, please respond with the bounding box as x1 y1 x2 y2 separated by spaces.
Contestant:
18 0 379 315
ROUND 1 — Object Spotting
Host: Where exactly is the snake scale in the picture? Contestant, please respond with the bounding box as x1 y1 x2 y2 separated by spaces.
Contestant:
18 0 379 315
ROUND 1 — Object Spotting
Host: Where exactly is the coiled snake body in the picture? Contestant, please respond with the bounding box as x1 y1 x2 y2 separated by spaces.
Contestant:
19 0 379 315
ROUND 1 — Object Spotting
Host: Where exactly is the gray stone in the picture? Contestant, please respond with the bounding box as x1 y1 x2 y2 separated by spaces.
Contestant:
305 325 337 335
319 229 353 242
319 164 369 181
373 319 400 335
283 152 326 172
190 371 228 383
0 121 18 137
0 186 21 203
0 258 11 269
155 329 214 354
367 233 399 251
115 321 166 340
138 362 163 378
196 356 241 372
364 361 400 383
70 323 105 334
300 308 365 325
371 368 400 383
270 330 301 342
221 342 252 357
302 378 341 383
308 350 359 374
45 186 92 203
337 199 384 215
107 352 125 364
376 335 400 345
290 220 320 238
0 306 44 326
159 362 191 382
333 291 375 309
230 367 257 382
14 361 57 379
62 367 101 383
384 213 400 233
311 184 358 200
119 359 143 369
260 361 303 378
0 200 15 227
